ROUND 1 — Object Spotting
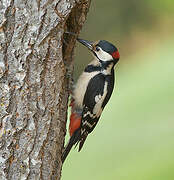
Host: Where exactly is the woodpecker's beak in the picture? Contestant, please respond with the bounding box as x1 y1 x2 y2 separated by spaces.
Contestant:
77 38 93 51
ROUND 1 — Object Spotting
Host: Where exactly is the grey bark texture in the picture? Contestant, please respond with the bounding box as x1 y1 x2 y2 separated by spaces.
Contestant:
0 0 91 179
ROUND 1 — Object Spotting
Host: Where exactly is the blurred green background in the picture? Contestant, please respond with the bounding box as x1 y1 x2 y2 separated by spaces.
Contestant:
62 0 174 179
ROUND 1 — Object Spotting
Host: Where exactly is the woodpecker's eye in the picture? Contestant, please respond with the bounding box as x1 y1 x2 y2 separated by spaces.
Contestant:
96 46 100 52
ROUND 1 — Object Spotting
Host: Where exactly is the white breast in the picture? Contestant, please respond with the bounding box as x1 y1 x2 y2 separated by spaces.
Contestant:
73 71 99 108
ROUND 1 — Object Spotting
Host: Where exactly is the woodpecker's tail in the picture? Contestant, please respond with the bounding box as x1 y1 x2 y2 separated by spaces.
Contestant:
61 129 80 163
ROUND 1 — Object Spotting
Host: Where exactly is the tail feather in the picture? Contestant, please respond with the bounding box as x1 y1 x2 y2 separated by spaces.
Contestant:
78 133 88 152
61 129 80 163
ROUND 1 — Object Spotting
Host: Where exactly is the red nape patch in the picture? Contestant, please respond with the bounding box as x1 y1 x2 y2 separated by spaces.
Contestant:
112 50 120 59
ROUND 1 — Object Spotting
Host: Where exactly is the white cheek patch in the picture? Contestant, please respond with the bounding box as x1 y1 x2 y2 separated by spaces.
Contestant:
95 48 113 62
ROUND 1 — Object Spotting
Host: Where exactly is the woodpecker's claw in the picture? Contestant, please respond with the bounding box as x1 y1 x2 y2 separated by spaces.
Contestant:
77 38 93 50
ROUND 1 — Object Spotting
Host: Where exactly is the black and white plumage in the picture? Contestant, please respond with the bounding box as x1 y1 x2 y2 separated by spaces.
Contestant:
62 38 120 163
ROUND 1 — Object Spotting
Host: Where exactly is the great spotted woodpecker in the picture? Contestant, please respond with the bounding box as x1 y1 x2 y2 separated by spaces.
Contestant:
62 38 120 163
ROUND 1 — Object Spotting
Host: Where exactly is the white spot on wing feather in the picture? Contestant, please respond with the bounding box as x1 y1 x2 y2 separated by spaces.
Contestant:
82 121 95 128
93 82 108 117
95 94 102 103
83 111 95 118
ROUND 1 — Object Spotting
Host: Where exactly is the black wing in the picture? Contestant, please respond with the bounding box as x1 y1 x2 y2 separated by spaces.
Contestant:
78 72 115 151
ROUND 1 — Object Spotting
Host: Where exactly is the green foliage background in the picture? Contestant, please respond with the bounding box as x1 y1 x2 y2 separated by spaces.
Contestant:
62 1 174 179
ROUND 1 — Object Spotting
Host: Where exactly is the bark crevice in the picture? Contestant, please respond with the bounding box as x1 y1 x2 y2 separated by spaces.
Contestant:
0 0 91 179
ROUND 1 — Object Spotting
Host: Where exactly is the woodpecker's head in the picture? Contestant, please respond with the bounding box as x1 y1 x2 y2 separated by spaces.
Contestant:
77 38 120 64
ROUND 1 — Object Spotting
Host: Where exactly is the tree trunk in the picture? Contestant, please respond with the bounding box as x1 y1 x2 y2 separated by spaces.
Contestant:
0 0 91 179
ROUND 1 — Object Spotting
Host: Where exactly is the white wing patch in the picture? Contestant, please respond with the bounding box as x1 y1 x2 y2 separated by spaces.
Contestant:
93 82 108 117
95 94 102 103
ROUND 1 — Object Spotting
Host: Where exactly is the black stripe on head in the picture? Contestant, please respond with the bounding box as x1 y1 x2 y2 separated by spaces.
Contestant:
97 40 117 54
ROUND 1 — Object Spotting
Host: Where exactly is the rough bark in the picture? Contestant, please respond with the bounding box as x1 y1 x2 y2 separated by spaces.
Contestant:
0 0 91 179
